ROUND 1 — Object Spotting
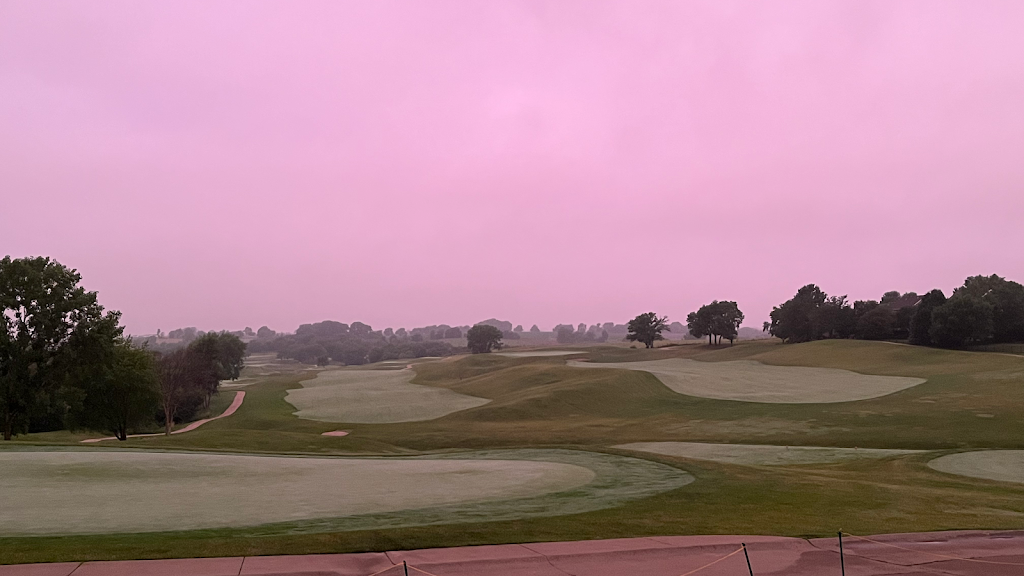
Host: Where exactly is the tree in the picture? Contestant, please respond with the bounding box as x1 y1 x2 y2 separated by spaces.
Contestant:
514 325 523 333
556 326 576 344
626 312 669 348
0 256 115 440
909 289 946 345
444 327 462 339
766 285 828 343
69 339 159 441
929 295 994 348
467 324 503 353
256 325 276 339
156 348 206 435
687 301 744 345
856 305 895 340
529 324 540 333
955 275 1024 343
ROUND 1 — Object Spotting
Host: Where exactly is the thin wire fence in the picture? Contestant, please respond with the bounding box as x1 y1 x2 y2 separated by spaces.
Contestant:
841 532 1024 567
358 532 1024 576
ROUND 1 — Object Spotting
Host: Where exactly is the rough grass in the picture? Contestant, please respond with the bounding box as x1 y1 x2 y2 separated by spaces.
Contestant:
614 442 925 465
566 358 925 403
285 367 489 423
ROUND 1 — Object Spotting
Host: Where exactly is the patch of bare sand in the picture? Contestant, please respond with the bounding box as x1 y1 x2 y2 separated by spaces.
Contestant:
928 451 1024 484
616 441 924 466
286 367 489 423
568 358 925 403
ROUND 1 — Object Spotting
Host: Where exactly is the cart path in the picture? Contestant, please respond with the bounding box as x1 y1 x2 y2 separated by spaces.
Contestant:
80 391 245 443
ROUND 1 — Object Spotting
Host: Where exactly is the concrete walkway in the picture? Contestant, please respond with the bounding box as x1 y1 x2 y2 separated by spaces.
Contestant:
3 530 1023 575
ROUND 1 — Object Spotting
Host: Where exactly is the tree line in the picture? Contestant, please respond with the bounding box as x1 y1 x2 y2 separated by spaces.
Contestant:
765 274 1024 348
1 256 245 441
248 320 457 365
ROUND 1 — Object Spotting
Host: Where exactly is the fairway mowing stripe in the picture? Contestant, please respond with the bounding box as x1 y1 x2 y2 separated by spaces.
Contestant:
843 533 1024 566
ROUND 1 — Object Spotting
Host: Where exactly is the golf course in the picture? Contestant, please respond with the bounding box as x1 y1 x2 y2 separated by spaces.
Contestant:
2 338 1023 565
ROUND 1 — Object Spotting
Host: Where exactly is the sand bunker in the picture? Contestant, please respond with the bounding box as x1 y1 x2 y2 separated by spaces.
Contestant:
616 442 924 466
496 350 585 357
567 359 925 403
0 450 594 535
928 451 1024 484
286 368 489 423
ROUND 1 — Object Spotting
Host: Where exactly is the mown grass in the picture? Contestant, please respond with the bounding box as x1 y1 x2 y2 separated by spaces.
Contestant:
3 339 1023 564
1 451 1022 564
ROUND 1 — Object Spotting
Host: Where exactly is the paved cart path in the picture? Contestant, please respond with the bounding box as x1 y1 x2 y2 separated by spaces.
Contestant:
4 530 1021 575
80 391 245 443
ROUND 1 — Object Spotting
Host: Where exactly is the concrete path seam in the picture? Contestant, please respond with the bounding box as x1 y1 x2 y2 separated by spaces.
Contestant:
237 556 246 575
517 543 577 576
64 561 83 576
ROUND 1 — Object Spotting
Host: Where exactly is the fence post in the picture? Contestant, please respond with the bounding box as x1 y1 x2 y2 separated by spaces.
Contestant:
742 543 754 575
403 560 409 576
838 531 845 576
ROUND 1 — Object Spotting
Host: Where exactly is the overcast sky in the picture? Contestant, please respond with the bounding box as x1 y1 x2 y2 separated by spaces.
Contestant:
2 1 1023 334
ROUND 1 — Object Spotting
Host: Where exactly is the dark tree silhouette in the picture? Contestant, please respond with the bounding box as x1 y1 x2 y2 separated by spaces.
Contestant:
626 312 669 348
467 324 503 353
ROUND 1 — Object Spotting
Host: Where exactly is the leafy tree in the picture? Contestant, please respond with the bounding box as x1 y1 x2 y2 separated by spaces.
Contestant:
955 275 1024 343
190 332 246 381
687 301 744 345
627 312 669 348
349 321 372 336
856 305 895 340
467 324 503 353
69 339 159 441
0 256 116 440
514 325 524 332
766 285 828 343
256 325 276 339
444 327 462 339
929 295 994 348
383 327 394 338
529 324 540 333
156 348 207 435
909 289 947 345
814 295 857 339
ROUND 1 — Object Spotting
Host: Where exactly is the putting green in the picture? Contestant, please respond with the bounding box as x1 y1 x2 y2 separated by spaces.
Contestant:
568 358 925 403
927 450 1024 484
0 449 691 536
616 442 925 466
286 367 489 423
496 350 585 357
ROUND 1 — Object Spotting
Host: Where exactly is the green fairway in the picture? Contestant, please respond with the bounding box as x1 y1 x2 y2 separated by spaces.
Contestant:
285 366 489 423
3 339 1023 564
566 357 926 403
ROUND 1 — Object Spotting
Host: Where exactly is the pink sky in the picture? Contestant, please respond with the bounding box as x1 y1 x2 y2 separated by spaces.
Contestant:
2 1 1023 334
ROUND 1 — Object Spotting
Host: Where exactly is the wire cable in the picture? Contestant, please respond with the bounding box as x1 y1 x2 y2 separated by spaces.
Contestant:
842 532 1024 566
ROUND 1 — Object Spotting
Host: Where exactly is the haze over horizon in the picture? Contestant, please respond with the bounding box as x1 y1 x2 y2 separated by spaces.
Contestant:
3 1 1023 335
